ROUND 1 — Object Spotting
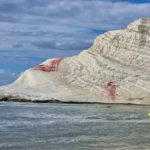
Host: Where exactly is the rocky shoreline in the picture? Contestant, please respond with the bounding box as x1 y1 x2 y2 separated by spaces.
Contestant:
0 96 149 106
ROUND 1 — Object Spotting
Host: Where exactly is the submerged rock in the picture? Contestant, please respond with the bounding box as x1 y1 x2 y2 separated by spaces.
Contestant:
0 18 150 104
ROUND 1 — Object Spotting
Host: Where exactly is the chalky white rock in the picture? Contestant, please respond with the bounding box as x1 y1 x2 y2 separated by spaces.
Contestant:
0 18 150 104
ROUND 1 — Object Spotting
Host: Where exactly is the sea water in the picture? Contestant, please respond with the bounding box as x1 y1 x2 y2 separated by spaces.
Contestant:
0 102 150 150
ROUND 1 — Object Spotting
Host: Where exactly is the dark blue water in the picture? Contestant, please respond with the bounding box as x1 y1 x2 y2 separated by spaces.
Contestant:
0 102 150 150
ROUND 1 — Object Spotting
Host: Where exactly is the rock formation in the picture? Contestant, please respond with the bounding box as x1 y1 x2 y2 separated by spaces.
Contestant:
0 18 150 104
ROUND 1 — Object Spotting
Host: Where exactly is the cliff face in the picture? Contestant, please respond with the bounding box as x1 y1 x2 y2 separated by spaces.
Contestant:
0 18 150 104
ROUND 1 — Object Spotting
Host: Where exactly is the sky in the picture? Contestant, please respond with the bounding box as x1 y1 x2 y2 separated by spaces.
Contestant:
0 0 149 85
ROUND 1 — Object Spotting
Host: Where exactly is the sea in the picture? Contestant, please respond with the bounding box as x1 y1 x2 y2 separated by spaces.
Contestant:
0 102 150 150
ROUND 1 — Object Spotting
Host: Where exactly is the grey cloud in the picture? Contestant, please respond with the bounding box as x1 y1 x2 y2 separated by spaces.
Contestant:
32 41 56 49
0 0 150 30
24 0 51 7
32 40 92 51
0 2 23 14
13 43 24 48
0 14 19 22
45 5 80 18
9 31 47 36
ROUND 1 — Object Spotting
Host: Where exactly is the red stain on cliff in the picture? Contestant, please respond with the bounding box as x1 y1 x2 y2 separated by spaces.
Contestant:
106 82 116 102
33 58 64 72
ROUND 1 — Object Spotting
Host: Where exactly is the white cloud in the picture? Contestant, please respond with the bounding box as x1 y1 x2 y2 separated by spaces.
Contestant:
0 69 5 74
45 1 150 30
0 69 17 77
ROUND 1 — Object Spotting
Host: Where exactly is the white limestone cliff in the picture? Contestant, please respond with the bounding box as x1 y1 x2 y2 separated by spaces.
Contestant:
0 18 150 104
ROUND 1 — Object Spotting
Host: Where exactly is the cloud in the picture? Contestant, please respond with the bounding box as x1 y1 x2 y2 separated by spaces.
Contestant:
32 40 92 51
13 43 24 48
0 69 5 74
0 2 23 14
0 0 150 28
0 14 19 22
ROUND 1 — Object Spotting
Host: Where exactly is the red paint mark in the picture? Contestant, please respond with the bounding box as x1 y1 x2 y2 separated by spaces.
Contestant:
33 58 64 72
106 82 116 102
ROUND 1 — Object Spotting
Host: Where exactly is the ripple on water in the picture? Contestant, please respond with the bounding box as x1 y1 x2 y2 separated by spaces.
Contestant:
0 102 150 150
